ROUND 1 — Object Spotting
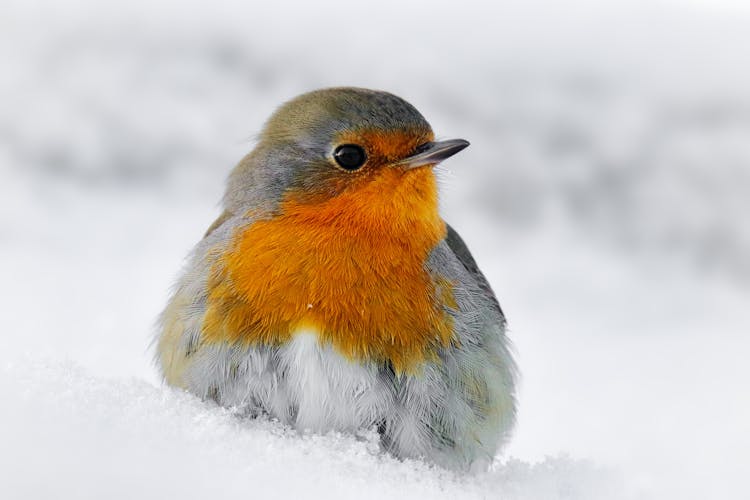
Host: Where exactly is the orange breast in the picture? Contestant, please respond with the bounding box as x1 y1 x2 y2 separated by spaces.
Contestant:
201 167 455 372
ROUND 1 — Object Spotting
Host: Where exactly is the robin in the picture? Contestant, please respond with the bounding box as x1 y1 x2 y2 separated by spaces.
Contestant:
156 87 516 471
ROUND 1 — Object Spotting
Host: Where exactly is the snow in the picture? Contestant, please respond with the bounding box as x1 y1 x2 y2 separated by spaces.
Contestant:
1 0 749 498
1 358 623 500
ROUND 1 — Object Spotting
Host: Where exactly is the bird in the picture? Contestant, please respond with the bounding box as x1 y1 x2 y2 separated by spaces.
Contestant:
155 87 516 472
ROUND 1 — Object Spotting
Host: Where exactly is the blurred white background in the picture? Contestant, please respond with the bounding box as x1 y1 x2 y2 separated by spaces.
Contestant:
1 1 749 499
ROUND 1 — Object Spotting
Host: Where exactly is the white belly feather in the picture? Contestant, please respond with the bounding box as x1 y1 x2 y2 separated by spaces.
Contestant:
189 328 391 433
274 330 389 432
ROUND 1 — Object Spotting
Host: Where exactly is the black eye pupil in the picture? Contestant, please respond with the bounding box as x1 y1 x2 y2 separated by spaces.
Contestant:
334 144 366 170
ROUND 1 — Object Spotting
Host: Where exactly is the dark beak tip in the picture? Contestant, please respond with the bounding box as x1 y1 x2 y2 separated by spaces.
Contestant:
437 138 471 160
400 137 471 168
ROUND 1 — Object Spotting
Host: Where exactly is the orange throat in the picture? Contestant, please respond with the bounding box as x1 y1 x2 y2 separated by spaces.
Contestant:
202 167 455 372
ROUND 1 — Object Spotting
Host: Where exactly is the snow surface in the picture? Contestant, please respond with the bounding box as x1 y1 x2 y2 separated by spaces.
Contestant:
2 1 749 499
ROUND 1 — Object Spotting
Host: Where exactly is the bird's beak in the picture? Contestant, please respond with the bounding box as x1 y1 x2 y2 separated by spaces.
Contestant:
396 139 470 169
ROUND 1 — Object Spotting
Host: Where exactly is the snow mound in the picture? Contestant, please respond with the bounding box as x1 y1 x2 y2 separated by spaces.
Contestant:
1 359 624 500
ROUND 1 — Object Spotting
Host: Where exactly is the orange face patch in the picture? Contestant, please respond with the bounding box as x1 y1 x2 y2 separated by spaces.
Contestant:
336 127 434 165
201 154 455 373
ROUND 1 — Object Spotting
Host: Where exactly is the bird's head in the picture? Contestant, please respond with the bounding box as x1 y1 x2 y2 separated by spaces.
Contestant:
225 87 469 227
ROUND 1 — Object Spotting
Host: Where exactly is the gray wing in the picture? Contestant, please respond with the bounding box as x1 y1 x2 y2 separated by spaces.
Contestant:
204 209 234 238
444 223 504 319
379 223 515 469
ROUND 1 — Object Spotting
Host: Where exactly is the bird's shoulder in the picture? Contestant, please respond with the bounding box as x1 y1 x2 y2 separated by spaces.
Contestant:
204 209 235 238
434 223 504 318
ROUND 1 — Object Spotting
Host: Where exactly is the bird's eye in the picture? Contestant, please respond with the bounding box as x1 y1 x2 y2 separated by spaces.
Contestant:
333 144 367 171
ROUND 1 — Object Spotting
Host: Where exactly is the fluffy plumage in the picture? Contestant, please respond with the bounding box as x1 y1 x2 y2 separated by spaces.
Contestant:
156 87 516 471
